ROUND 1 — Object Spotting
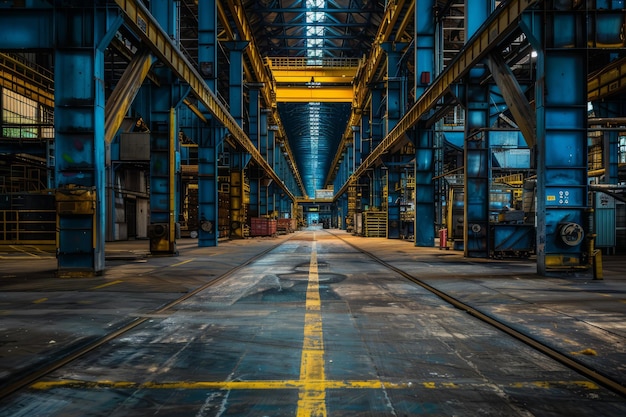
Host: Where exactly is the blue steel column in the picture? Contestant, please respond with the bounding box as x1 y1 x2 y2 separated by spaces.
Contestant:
369 85 384 210
381 42 409 133
386 166 401 238
248 86 260 217
226 41 250 238
414 0 436 247
463 0 493 257
197 0 220 247
148 0 181 255
382 42 408 238
534 4 589 273
260 109 271 216
54 6 118 276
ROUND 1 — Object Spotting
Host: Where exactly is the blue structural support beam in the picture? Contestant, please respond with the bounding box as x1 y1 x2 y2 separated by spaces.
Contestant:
104 46 153 144
197 0 220 247
226 40 250 239
414 0 436 247
386 167 401 238
54 6 118 277
260 109 271 216
147 0 182 255
114 0 297 201
463 0 493 258
530 5 589 273
381 42 409 134
0 4 53 49
248 86 261 217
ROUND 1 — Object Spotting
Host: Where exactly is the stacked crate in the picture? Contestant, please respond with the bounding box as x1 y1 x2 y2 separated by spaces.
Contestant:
276 218 295 234
363 211 387 237
250 217 277 237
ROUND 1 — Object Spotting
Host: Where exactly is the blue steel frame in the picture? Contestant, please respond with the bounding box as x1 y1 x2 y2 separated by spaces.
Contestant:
534 5 589 272
53 6 120 276
197 0 220 247
148 0 182 255
414 0 436 247
463 0 494 258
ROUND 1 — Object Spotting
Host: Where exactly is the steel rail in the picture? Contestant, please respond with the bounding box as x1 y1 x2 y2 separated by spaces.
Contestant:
329 230 626 398
0 233 300 401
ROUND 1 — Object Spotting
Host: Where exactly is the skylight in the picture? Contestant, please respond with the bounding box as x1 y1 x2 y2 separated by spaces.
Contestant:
305 0 326 62
305 1 326 193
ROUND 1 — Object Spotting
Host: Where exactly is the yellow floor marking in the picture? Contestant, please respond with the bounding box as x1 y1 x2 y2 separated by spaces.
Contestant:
170 259 195 267
90 280 123 290
24 238 604 406
297 238 326 417
31 379 598 391
32 297 48 304
9 245 41 258
139 259 195 276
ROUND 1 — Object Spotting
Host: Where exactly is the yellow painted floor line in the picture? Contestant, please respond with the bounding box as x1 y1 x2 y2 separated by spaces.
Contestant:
139 258 195 276
297 237 326 417
170 259 195 267
32 297 48 304
30 379 599 391
90 280 123 290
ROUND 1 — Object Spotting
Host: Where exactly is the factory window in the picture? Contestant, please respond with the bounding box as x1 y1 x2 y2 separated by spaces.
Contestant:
619 135 626 164
1 88 52 140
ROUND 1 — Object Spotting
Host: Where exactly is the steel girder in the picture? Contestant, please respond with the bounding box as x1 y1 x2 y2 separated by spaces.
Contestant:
113 0 298 201
333 0 539 199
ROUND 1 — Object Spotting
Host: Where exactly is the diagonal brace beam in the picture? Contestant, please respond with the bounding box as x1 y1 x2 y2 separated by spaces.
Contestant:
485 53 536 148
105 48 154 144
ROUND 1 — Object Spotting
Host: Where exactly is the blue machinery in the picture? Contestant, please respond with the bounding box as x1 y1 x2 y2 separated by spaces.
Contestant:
1 0 625 276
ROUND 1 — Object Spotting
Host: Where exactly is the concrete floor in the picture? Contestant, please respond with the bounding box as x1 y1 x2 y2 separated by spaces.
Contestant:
0 228 625 416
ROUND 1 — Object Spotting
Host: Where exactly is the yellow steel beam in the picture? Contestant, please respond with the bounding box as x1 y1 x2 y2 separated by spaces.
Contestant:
275 86 354 103
588 56 626 101
272 71 357 84
105 48 154 144
267 58 359 84
114 0 297 201
222 1 307 197
334 0 539 199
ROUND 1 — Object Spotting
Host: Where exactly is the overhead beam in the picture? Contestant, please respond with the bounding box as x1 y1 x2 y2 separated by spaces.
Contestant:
223 1 307 197
113 0 296 201
325 0 408 187
275 86 354 103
